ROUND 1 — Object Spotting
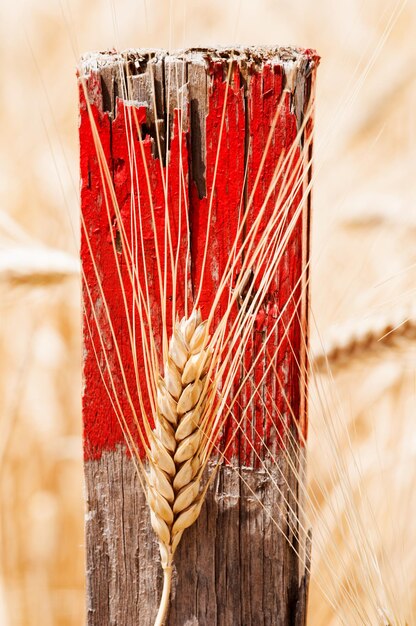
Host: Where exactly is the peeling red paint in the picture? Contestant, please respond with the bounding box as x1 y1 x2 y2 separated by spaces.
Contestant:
80 53 316 463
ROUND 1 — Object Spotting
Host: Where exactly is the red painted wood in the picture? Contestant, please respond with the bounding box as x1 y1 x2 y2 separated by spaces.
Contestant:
189 61 245 462
80 51 316 463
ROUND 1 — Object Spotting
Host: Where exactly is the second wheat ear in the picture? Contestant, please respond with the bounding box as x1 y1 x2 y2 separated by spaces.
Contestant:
80 46 318 625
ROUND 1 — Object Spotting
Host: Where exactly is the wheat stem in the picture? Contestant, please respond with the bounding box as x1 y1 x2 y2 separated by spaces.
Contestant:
154 565 172 626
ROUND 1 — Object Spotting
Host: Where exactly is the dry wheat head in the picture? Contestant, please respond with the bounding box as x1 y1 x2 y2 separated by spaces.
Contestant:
147 309 213 573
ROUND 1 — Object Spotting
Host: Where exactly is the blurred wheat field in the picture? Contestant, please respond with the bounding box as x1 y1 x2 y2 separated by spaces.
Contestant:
0 0 415 624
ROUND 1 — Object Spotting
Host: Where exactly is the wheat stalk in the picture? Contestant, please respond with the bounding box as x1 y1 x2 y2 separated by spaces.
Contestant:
148 310 212 625
0 246 79 287
0 211 79 287
312 307 416 373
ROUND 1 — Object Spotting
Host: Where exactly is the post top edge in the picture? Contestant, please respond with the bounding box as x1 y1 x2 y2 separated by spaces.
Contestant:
79 45 319 75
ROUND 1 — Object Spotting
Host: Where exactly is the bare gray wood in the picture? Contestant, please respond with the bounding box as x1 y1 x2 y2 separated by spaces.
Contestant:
81 46 315 626
85 447 309 626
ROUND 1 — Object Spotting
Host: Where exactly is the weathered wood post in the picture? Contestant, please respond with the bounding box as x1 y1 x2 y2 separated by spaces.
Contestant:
79 46 318 625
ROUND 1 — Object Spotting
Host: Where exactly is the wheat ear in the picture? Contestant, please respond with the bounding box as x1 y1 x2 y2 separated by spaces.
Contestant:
312 307 416 373
148 309 212 626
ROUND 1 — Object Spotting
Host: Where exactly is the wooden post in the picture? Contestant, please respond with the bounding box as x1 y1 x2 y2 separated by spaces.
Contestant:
79 46 318 625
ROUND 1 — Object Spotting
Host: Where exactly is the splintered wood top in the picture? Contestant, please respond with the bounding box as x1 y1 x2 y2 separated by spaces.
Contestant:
80 45 319 72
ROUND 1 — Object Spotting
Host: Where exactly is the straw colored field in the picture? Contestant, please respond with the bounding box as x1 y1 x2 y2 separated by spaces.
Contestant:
0 1 415 624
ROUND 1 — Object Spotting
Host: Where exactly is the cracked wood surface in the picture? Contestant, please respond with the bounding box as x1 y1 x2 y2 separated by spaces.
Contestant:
85 450 310 625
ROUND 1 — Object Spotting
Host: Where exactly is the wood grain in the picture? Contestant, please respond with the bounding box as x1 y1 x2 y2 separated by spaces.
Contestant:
85 447 309 625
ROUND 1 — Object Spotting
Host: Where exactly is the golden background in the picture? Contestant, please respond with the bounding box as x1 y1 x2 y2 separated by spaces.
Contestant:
0 0 415 624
